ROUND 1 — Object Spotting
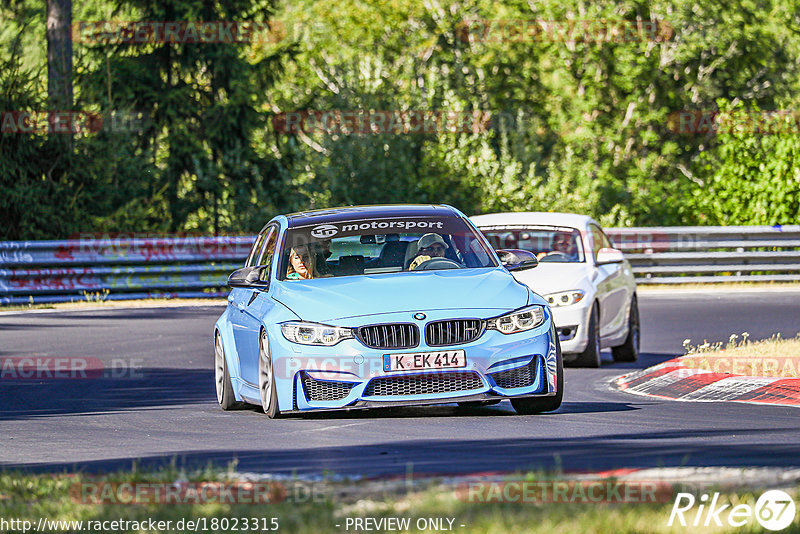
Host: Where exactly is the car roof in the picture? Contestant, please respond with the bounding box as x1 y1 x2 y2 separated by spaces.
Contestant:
285 204 458 227
470 212 595 230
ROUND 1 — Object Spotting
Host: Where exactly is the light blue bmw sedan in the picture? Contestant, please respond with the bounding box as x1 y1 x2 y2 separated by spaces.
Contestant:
214 204 562 417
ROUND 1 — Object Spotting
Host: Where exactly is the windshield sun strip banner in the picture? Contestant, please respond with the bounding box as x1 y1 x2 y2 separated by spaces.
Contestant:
288 217 468 241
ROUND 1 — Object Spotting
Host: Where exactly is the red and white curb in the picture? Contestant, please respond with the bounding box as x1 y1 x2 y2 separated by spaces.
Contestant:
616 359 800 407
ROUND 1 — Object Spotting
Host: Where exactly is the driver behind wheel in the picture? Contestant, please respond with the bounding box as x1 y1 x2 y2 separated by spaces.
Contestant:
538 232 578 260
409 233 449 270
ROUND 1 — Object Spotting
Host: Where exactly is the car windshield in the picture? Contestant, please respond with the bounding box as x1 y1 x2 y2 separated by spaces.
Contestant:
279 216 497 279
480 226 585 263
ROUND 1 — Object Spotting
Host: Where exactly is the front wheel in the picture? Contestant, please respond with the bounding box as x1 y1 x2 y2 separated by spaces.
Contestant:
258 331 281 419
612 295 640 362
511 337 564 414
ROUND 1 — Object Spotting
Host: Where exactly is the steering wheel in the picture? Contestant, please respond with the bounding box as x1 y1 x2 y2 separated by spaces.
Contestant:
414 257 463 270
539 251 572 262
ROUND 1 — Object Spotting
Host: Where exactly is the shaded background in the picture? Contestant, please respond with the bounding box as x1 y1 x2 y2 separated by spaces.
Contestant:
2 0 800 240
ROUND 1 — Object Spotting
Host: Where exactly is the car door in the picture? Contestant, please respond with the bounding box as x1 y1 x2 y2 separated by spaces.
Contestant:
589 223 628 340
228 231 266 359
229 225 278 386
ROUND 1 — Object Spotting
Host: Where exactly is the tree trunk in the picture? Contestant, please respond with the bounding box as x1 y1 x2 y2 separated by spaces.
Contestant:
47 0 73 110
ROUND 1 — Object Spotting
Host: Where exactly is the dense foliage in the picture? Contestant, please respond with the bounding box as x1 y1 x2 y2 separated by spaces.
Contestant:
1 0 799 239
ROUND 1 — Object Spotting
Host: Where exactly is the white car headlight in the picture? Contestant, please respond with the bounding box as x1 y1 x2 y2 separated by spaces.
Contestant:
280 322 354 346
544 290 585 307
486 305 546 334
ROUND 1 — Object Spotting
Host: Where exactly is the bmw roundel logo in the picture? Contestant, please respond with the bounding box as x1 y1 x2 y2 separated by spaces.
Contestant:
310 224 339 238
413 313 426 321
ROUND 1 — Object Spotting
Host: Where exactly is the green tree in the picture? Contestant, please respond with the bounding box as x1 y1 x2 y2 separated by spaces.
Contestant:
694 102 800 224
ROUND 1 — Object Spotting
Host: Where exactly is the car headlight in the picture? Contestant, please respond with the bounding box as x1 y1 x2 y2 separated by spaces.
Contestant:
280 322 354 346
486 305 546 334
544 290 586 307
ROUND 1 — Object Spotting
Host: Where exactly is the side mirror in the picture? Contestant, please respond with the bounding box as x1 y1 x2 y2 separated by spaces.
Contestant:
596 247 624 265
228 266 269 288
497 249 539 272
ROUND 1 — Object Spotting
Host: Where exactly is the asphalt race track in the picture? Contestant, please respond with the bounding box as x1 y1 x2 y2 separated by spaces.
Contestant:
2 290 800 478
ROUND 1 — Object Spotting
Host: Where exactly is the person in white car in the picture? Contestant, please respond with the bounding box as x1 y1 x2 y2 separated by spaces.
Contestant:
472 212 639 368
538 232 580 262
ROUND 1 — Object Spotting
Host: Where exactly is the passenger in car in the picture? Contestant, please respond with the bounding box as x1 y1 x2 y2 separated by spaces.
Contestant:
286 245 319 279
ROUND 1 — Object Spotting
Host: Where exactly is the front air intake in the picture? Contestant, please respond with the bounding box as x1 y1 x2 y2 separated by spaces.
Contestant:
489 358 539 389
364 372 484 396
301 373 355 401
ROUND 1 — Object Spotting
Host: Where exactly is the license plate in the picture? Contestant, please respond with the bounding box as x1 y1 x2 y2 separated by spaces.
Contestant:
382 350 466 372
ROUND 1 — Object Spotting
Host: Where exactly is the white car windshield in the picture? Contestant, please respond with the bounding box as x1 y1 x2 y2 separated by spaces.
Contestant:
279 217 497 279
480 227 585 263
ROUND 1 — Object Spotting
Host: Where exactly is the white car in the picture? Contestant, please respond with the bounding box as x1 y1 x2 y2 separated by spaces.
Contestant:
471 212 639 367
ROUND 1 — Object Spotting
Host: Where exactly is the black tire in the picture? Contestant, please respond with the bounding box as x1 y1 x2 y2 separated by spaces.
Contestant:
571 303 601 368
612 295 640 362
511 336 564 414
258 330 281 419
214 332 241 410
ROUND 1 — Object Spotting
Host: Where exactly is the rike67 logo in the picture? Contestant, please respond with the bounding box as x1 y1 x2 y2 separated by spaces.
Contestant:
668 490 796 531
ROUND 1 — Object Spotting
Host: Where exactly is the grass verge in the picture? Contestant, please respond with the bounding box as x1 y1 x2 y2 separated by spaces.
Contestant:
1 467 798 533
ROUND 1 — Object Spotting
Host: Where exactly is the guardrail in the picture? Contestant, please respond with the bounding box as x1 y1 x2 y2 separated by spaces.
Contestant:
606 225 800 284
0 236 252 305
1 225 798 304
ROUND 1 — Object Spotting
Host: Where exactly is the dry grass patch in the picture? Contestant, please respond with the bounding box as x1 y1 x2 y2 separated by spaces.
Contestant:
679 334 800 378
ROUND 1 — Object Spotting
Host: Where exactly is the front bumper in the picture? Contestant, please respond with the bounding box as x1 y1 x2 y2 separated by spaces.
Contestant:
268 309 559 412
550 301 592 354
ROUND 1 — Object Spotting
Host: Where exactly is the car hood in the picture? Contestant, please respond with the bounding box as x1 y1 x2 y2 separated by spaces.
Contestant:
510 263 592 295
271 268 528 322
